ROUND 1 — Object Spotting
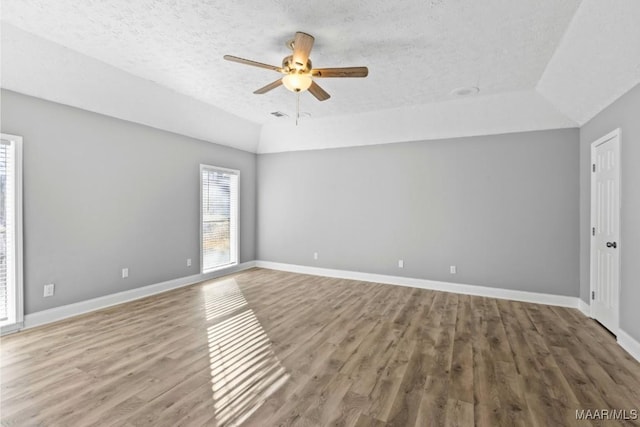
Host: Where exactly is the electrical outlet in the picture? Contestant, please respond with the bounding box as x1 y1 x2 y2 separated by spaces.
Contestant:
43 283 55 297
450 265 457 274
313 252 318 260
187 258 192 267
122 268 129 278
398 259 404 268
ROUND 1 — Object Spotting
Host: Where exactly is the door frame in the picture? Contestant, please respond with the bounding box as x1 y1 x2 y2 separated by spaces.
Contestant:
589 128 621 334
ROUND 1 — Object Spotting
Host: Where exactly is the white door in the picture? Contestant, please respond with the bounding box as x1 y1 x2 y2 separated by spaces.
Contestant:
590 129 620 334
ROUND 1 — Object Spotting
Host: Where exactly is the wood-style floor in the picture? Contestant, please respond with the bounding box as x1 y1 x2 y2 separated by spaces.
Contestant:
1 268 639 426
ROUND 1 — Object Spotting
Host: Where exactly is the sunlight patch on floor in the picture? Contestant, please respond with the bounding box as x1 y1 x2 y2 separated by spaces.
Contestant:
203 279 289 426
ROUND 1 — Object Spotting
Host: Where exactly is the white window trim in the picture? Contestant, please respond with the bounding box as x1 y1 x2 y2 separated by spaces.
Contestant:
199 164 240 274
1 133 24 335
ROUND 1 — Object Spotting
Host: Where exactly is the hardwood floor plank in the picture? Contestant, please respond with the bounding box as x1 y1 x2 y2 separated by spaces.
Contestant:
448 294 474 405
365 336 418 421
493 361 531 427
353 413 387 427
385 345 430 426
445 398 474 427
417 374 449 426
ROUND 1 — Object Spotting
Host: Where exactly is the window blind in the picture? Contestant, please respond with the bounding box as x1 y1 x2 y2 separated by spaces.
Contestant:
0 139 15 323
201 167 239 272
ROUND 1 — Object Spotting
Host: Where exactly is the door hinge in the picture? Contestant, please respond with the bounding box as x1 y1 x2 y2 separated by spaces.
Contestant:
592 164 596 172
592 227 595 236
592 291 595 300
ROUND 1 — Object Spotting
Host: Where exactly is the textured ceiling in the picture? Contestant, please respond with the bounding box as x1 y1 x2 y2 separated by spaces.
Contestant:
2 0 639 153
2 0 582 123
0 24 262 152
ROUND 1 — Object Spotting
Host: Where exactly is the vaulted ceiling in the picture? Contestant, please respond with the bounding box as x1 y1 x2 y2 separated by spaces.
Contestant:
2 0 639 153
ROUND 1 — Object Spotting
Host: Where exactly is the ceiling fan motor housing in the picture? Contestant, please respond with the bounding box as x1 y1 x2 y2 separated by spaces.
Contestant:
282 55 312 74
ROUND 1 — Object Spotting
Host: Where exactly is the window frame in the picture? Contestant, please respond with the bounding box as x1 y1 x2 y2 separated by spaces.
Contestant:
199 164 240 274
0 133 24 334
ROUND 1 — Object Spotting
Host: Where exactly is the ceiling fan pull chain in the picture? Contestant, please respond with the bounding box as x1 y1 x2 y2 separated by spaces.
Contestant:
296 92 300 126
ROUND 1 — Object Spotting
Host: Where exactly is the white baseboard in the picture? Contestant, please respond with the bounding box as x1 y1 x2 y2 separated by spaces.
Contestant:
576 302 640 363
21 261 256 330
255 261 580 309
13 259 640 364
0 322 23 336
617 329 640 363
578 299 591 317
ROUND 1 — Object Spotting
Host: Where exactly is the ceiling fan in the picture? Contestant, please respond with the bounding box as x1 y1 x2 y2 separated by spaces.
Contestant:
224 32 368 101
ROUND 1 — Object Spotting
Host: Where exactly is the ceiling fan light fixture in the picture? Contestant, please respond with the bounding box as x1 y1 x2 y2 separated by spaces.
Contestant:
282 73 313 93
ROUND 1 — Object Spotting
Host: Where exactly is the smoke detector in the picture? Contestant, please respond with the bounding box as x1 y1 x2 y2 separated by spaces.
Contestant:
450 86 480 97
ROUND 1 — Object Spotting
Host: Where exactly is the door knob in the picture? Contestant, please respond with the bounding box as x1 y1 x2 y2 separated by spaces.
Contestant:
606 241 617 249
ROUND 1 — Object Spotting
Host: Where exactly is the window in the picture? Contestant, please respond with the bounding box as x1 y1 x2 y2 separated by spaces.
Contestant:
1 134 23 333
201 165 239 273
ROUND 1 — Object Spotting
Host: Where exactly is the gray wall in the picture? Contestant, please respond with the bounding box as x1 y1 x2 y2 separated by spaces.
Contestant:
1 90 256 314
258 129 580 296
579 83 640 341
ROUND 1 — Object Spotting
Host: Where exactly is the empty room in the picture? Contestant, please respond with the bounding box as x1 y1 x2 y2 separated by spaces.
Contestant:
1 0 639 426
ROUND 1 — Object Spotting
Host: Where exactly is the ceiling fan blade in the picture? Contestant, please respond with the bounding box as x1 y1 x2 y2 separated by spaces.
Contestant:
292 32 315 68
254 79 283 94
308 81 330 101
223 55 282 72
311 67 369 78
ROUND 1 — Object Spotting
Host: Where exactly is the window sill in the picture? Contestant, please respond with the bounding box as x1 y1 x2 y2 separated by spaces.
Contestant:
202 262 238 275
